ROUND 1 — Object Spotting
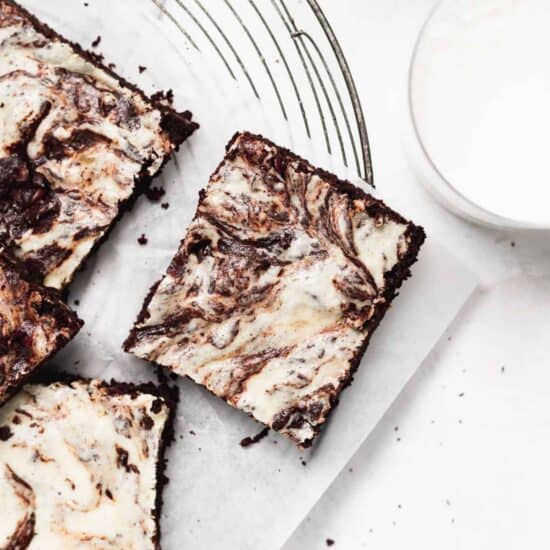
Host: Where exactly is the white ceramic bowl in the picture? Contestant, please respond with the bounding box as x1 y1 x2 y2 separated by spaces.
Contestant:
408 0 550 229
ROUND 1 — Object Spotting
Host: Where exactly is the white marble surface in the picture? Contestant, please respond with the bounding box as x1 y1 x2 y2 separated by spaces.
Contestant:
285 1 550 549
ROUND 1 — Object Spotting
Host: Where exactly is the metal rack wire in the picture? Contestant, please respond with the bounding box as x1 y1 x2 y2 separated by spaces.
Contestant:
151 0 373 186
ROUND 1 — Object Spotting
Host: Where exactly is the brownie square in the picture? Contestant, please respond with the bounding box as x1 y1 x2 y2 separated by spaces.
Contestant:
0 0 198 289
0 247 82 404
0 379 177 549
125 132 425 447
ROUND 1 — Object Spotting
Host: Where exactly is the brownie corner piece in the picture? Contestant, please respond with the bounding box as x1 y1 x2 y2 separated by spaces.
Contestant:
0 378 177 549
0 0 198 289
0 247 82 404
125 131 425 447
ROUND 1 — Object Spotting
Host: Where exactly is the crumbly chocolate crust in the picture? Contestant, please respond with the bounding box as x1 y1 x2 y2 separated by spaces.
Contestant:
125 131 426 447
0 377 178 550
100 379 179 550
0 247 82 404
0 0 198 289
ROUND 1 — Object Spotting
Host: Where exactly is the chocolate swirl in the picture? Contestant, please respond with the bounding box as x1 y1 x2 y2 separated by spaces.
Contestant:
0 248 82 404
0 1 197 289
3 465 36 550
0 380 173 549
126 133 425 447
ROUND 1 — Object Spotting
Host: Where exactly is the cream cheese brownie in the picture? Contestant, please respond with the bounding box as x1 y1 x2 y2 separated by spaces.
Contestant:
0 379 177 549
0 0 198 289
0 247 82 404
125 132 425 447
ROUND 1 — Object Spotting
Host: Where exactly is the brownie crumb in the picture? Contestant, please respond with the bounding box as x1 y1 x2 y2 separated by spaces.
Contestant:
240 426 269 447
458 392 464 398
145 186 166 202
301 460 307 466
105 489 114 500
74 299 80 306
108 62 116 70
138 234 148 246
189 430 196 436
139 65 147 73
161 202 170 210
91 35 101 48
326 539 335 546
511 241 516 247
151 89 174 105
0 426 13 441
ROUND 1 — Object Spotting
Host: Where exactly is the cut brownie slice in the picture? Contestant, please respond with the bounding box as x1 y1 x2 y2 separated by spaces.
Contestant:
0 379 177 549
125 132 426 447
0 247 82 404
0 0 198 289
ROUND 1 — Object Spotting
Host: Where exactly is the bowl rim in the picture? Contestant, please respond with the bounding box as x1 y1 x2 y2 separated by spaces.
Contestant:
407 0 550 230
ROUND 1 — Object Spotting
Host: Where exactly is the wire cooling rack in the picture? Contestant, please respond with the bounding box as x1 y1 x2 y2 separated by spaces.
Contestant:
150 0 373 186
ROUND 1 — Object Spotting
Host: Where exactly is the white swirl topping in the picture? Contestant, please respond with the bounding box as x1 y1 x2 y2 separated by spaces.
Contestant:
126 133 423 447
0 4 184 289
0 380 170 549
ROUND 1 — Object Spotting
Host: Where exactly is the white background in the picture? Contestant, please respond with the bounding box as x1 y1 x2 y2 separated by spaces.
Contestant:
285 1 550 549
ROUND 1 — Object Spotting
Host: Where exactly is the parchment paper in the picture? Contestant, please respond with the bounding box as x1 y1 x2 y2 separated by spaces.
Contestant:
22 1 479 548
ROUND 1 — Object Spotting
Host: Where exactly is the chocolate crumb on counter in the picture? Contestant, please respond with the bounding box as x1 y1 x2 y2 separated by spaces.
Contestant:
240 426 270 448
91 34 101 47
138 234 148 246
145 186 166 202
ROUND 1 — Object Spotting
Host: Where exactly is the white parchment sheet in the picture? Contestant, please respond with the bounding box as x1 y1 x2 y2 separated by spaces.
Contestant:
24 1 479 548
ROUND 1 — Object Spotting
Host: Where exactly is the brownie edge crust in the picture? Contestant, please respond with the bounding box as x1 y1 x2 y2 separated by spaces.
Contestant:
0 0 198 289
0 379 178 550
0 247 82 404
125 132 426 448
